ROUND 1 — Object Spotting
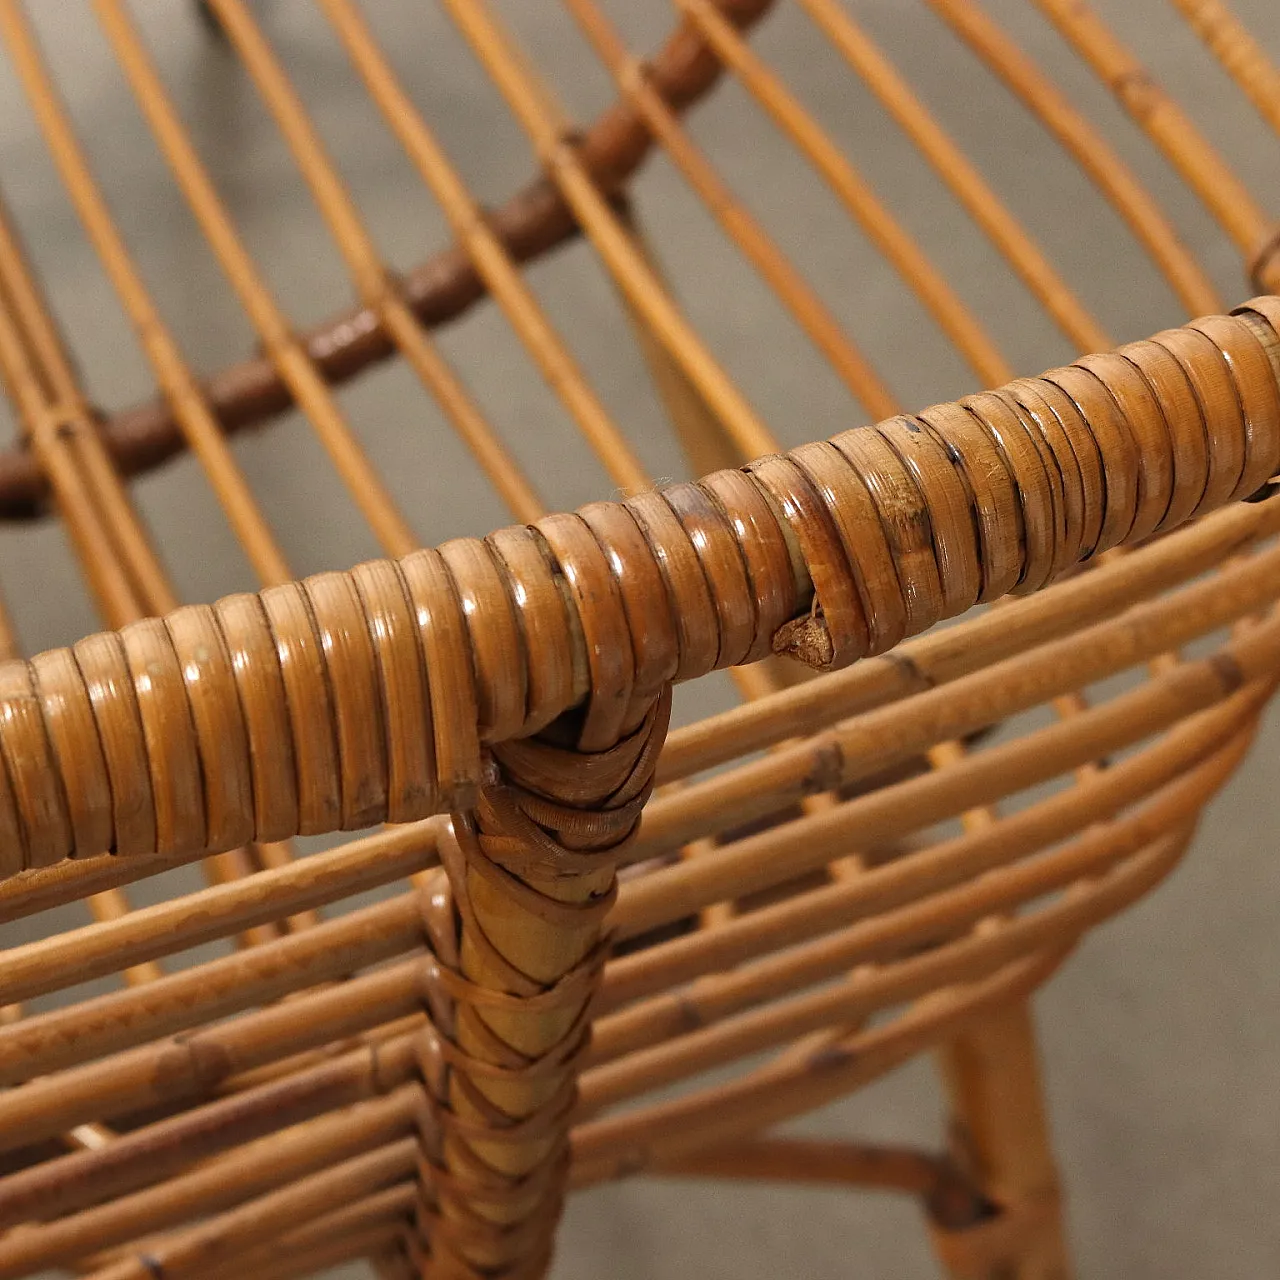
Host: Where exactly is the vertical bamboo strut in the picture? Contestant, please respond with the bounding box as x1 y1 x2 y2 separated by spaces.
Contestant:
419 691 670 1277
932 1005 1070 1280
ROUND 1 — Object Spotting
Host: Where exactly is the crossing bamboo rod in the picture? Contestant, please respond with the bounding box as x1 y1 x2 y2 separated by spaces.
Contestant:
574 824 1195 1169
442 0 782 462
318 0 653 497
78 1139 418 1280
564 0 898 418
598 687 1255 1018
203 0 547 523
618 633 1279 932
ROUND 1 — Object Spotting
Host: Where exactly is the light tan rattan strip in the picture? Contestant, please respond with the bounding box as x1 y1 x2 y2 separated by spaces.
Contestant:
563 0 898 419
927 0 1222 316
1169 0 1280 140
674 0 1014 389
796 0 1110 353
83 0 418 554
202 0 550 522
441 0 782 463
0 4 291 587
318 0 653 497
1033 0 1277 292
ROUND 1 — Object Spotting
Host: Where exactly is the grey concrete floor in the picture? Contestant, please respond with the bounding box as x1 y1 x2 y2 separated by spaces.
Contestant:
2 1 1279 1277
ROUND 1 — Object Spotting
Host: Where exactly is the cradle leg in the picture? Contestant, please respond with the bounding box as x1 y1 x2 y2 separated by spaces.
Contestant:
411 693 670 1279
928 998 1072 1280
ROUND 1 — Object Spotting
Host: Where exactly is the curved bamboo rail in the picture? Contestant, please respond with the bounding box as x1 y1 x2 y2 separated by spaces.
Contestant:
0 300 1275 874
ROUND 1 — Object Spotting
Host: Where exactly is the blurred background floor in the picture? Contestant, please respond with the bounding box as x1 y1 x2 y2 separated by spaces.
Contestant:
3 1 1278 1276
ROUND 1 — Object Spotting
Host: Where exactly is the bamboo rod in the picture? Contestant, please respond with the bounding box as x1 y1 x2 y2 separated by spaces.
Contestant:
582 831 1186 1167
442 0 782 462
650 1135 954 1197
86 0 418 554
580 788 1230 1117
0 0 783 518
926 0 1222 314
0 1035 417 1231
0 843 256 926
629 556 1280 864
1032 0 1272 273
317 0 652 497
0 960 422 1152
618 642 1276 935
674 0 1014 388
593 704 1252 1056
79 1139 418 1280
221 1185 415 1277
0 1087 420 1277
0 895 423 1086
0 6 290 586
1168 0 1280 140
204 0 546 523
0 820 440 1006
570 948 1067 1184
564 0 899 418
796 0 1110 353
227 1223 405 1280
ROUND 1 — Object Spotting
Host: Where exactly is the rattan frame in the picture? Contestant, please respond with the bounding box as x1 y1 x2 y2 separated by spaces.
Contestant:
0 2 1278 1278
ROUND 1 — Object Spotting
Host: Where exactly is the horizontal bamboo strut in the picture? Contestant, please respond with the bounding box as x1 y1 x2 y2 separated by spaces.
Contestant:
0 298 1276 875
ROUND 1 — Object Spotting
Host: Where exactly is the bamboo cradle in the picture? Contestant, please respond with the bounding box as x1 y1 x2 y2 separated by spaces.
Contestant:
0 1 1276 1277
